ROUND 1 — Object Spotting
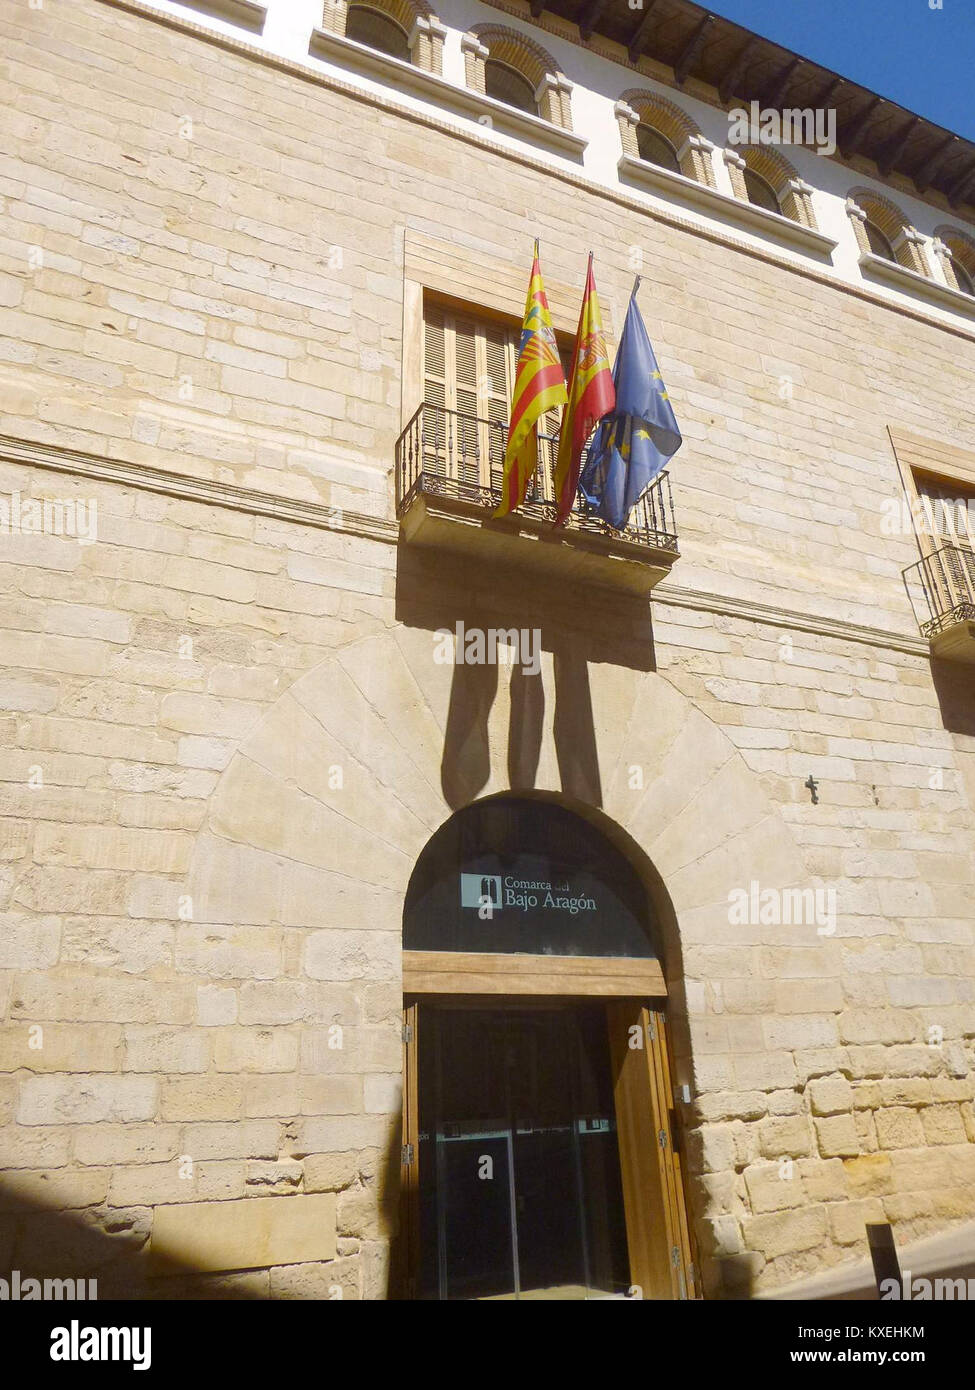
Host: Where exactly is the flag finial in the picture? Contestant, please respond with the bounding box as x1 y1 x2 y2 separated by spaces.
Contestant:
631 274 642 298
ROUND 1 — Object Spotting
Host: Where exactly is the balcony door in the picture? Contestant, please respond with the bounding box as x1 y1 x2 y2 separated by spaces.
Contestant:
914 471 975 621
422 302 563 502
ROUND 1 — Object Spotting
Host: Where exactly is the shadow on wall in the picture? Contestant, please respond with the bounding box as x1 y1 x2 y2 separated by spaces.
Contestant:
0 1185 265 1300
394 542 657 812
930 657 975 811
0 1119 404 1299
930 657 975 738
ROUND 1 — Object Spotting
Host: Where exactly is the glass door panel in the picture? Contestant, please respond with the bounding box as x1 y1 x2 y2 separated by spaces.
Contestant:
417 1004 630 1300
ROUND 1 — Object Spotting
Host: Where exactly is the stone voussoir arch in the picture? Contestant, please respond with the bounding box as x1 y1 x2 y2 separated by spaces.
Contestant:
189 623 811 1032
186 625 822 1294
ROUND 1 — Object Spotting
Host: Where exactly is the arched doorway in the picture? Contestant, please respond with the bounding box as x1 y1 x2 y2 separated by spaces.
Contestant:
400 794 697 1300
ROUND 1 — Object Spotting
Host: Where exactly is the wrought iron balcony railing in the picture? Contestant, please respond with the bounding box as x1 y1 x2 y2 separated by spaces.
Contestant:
395 402 679 553
903 543 975 637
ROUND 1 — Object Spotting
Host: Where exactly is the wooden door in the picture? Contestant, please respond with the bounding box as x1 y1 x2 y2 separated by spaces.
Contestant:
606 1001 697 1299
399 1001 420 1300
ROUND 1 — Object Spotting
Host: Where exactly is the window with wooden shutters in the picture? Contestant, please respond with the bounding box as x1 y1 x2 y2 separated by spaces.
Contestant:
915 473 975 553
422 301 567 505
912 472 975 625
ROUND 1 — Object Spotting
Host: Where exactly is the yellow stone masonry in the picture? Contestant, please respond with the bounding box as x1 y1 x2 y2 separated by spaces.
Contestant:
0 0 973 1300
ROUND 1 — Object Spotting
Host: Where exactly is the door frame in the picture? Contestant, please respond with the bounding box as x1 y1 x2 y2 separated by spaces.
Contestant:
400 969 698 1300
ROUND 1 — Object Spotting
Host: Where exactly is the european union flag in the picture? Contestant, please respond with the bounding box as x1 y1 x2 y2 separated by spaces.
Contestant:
579 290 682 530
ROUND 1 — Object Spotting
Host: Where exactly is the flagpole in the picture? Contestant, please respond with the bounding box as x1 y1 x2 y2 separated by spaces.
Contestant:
631 274 642 298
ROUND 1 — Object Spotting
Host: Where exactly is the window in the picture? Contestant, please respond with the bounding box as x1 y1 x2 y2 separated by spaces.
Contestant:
404 795 658 957
464 25 572 130
636 124 681 175
725 146 817 228
422 302 568 499
848 190 930 277
484 58 538 115
864 218 896 263
317 0 445 74
345 4 411 60
617 92 714 187
743 166 781 216
945 255 973 298
950 256 975 297
915 473 975 552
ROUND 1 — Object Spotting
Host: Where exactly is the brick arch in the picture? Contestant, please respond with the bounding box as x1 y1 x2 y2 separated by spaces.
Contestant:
616 89 715 186
349 0 435 24
850 186 911 246
724 143 817 227
737 142 801 196
934 224 975 290
467 22 564 90
322 0 444 73
847 186 930 276
620 88 701 149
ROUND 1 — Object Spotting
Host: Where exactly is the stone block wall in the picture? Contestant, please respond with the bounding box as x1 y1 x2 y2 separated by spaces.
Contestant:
0 0 973 1297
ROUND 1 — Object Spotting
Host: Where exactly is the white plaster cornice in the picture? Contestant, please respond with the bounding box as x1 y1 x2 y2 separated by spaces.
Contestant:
309 27 587 161
859 251 975 318
618 154 838 260
78 0 975 349
183 0 265 32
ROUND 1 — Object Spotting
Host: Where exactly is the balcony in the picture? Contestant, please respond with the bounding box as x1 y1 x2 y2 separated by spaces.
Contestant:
395 404 679 594
903 544 975 661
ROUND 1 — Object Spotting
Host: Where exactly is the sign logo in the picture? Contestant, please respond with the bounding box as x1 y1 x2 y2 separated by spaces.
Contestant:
460 873 502 911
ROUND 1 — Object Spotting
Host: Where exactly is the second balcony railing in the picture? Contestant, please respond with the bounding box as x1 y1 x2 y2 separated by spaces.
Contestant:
903 543 975 637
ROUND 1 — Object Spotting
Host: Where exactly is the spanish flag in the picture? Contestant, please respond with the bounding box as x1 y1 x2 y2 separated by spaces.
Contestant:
553 253 615 526
495 242 567 518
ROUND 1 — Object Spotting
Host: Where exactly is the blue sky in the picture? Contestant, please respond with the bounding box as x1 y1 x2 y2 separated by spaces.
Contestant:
707 0 975 141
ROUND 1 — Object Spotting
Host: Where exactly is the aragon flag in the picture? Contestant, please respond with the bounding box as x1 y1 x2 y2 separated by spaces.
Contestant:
495 241 568 518
553 253 615 527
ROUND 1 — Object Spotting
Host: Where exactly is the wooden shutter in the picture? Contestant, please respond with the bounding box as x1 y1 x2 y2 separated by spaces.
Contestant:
606 1001 697 1299
915 474 975 552
482 320 512 494
422 306 447 468
421 300 567 501
913 474 975 619
452 318 481 493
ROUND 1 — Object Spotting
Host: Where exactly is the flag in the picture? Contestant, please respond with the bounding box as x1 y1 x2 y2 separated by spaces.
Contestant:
495 241 567 518
580 288 682 530
553 253 615 527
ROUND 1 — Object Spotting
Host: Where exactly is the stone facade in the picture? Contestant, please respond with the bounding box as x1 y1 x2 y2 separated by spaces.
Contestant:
0 0 973 1299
